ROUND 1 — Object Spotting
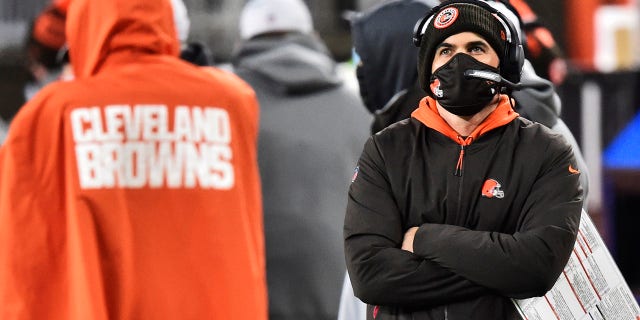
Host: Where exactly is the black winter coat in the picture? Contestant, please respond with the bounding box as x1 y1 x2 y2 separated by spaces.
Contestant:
344 96 583 320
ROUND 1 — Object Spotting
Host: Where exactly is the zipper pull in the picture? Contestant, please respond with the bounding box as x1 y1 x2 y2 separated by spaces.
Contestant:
454 144 465 177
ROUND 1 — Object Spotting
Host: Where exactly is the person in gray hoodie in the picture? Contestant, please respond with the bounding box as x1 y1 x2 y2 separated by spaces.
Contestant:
231 1 371 319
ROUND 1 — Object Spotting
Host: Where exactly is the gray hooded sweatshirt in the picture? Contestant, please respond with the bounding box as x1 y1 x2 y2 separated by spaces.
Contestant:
232 32 371 320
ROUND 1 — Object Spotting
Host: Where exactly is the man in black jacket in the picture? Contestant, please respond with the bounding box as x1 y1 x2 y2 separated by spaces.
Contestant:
344 1 583 319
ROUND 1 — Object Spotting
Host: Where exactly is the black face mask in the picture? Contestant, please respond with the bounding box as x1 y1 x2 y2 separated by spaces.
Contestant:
429 53 500 116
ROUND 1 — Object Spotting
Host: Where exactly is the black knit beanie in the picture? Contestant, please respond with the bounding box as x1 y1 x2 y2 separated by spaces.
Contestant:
417 1 506 94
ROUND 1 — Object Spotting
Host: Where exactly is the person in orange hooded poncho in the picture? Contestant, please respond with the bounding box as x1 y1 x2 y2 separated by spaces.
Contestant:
0 0 268 318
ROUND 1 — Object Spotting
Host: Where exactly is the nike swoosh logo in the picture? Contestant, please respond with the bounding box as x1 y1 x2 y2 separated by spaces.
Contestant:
568 165 580 174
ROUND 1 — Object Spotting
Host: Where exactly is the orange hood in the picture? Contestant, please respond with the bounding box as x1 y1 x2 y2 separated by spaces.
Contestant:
65 0 180 78
411 95 519 145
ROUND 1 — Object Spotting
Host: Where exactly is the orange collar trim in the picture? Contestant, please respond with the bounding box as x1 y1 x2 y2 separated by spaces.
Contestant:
411 95 519 145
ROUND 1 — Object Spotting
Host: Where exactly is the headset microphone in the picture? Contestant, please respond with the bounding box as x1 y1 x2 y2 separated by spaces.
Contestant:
464 69 522 90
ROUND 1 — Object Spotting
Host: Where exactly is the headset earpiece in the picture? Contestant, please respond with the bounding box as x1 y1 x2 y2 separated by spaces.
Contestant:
489 3 524 83
412 18 425 47
413 4 441 47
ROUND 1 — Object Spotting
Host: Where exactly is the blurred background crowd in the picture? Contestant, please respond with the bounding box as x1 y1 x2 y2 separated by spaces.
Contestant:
0 0 638 306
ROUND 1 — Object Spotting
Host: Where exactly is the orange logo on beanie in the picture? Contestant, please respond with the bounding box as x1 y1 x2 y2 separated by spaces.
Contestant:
434 7 459 29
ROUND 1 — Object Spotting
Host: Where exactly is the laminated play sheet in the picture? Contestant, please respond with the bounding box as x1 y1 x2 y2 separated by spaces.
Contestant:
514 210 640 320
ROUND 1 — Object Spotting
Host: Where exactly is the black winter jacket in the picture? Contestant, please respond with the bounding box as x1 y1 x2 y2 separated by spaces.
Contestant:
344 96 583 319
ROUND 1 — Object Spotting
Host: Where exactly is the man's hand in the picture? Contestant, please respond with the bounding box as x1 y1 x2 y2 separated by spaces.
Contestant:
402 227 419 253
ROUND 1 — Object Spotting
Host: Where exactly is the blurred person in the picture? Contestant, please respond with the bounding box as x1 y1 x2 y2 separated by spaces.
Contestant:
23 2 68 101
230 0 371 319
0 0 267 319
344 1 583 319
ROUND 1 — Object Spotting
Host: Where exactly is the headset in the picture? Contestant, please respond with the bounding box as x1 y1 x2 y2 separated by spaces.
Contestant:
412 0 524 84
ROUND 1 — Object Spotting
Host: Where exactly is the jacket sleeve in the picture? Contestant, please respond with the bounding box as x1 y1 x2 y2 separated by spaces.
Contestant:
412 137 583 299
344 137 488 308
